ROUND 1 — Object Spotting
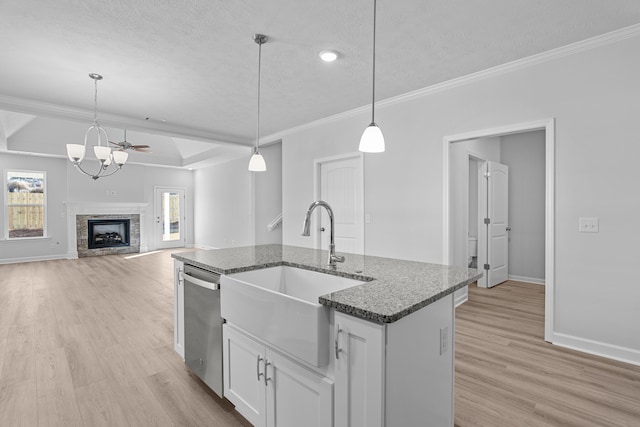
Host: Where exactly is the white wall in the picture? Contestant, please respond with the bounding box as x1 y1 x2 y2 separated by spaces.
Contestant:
501 131 545 282
0 153 68 262
194 156 253 249
282 34 640 362
254 142 283 245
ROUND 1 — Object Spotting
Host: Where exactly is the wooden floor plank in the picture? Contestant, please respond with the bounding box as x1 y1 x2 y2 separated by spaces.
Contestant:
455 281 640 427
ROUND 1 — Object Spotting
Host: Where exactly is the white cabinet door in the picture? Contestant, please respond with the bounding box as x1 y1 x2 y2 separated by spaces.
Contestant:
266 349 333 427
334 313 385 427
173 259 184 358
223 325 267 427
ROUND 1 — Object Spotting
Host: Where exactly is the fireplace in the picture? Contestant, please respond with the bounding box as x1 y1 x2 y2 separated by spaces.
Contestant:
88 219 130 249
67 203 146 258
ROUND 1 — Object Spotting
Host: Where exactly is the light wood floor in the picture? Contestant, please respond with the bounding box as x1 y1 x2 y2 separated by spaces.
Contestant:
455 281 640 427
0 250 251 427
1 252 639 426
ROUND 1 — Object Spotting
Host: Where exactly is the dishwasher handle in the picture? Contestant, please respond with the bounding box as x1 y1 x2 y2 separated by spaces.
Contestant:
183 272 219 291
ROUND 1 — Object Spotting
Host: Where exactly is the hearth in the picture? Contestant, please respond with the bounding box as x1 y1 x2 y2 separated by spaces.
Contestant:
88 219 130 249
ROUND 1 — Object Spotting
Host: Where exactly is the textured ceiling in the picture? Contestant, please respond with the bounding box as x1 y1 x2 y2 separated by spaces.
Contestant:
1 0 640 152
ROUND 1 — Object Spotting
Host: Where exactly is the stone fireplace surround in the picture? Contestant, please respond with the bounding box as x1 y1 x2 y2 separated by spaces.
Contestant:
65 202 148 259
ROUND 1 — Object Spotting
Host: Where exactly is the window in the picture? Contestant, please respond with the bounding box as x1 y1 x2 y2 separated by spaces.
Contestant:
6 170 46 239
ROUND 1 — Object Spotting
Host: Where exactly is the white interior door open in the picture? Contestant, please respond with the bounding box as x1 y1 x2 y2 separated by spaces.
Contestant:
155 187 186 249
317 155 364 255
479 161 509 288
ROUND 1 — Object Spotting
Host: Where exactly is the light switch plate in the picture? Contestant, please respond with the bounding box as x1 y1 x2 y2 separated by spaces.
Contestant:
579 217 599 233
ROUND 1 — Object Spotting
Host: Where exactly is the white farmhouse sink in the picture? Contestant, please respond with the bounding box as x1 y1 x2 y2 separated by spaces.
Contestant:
220 266 365 366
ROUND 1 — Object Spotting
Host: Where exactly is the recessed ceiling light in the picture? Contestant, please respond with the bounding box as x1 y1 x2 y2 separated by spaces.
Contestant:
319 50 339 62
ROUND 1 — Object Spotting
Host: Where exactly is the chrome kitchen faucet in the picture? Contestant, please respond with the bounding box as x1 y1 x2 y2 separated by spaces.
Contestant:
301 200 345 267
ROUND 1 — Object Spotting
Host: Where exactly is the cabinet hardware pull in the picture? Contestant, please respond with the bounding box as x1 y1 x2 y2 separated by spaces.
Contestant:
257 355 264 381
264 360 272 385
335 325 343 359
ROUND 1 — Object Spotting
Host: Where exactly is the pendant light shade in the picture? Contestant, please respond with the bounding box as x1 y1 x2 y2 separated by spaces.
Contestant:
66 143 85 162
248 34 268 172
248 149 266 172
359 0 385 153
359 123 385 153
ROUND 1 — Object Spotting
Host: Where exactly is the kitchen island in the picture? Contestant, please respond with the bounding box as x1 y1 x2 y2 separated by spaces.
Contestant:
172 244 481 427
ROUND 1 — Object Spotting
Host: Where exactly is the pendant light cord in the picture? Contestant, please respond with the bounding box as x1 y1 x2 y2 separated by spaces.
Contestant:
256 39 262 152
371 0 377 125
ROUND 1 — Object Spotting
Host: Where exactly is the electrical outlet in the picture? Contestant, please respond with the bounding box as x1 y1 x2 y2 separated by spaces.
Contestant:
440 326 449 355
579 217 598 233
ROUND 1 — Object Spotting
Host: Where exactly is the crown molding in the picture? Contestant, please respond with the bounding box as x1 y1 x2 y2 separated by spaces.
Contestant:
262 23 640 143
0 94 252 147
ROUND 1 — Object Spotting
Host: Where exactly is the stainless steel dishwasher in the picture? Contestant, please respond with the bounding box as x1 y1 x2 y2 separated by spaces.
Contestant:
183 263 224 397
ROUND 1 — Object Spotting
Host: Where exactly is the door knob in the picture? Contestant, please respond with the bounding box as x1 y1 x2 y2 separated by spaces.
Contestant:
320 227 325 232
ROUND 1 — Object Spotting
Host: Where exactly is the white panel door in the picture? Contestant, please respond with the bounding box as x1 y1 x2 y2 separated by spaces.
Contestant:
486 161 509 287
319 156 364 254
155 187 186 249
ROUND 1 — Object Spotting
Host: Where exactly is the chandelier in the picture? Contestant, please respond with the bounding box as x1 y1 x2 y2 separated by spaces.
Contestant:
66 73 128 180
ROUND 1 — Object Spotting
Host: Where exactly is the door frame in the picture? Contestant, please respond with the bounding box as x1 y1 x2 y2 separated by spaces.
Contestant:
313 152 364 254
154 186 187 249
443 118 555 342
466 152 487 283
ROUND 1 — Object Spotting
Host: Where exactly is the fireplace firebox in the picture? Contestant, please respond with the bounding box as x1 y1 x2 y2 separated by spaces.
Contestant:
88 219 131 249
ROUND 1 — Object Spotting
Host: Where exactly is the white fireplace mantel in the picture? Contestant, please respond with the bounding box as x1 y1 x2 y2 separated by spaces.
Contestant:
65 202 149 258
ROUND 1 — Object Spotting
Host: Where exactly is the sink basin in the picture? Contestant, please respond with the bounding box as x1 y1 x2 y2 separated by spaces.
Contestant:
220 266 365 366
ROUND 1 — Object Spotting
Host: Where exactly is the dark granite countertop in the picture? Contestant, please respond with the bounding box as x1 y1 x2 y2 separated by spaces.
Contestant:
172 244 481 324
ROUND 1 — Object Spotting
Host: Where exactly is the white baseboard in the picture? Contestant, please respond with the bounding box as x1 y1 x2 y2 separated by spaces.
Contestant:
552 332 640 367
508 275 545 285
0 253 70 265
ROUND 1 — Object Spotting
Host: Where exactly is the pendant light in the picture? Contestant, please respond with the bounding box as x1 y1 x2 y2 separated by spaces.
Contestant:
66 73 128 180
248 34 268 172
359 0 385 153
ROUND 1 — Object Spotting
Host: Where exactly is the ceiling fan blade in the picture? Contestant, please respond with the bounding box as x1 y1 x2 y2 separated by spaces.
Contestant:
109 141 122 146
133 148 152 153
131 145 150 149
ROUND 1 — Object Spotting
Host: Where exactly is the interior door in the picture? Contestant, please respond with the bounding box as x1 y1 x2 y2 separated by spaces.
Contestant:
155 187 185 249
318 156 364 254
482 161 509 287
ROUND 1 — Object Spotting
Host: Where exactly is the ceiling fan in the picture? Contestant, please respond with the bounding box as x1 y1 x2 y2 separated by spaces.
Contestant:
109 129 151 153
